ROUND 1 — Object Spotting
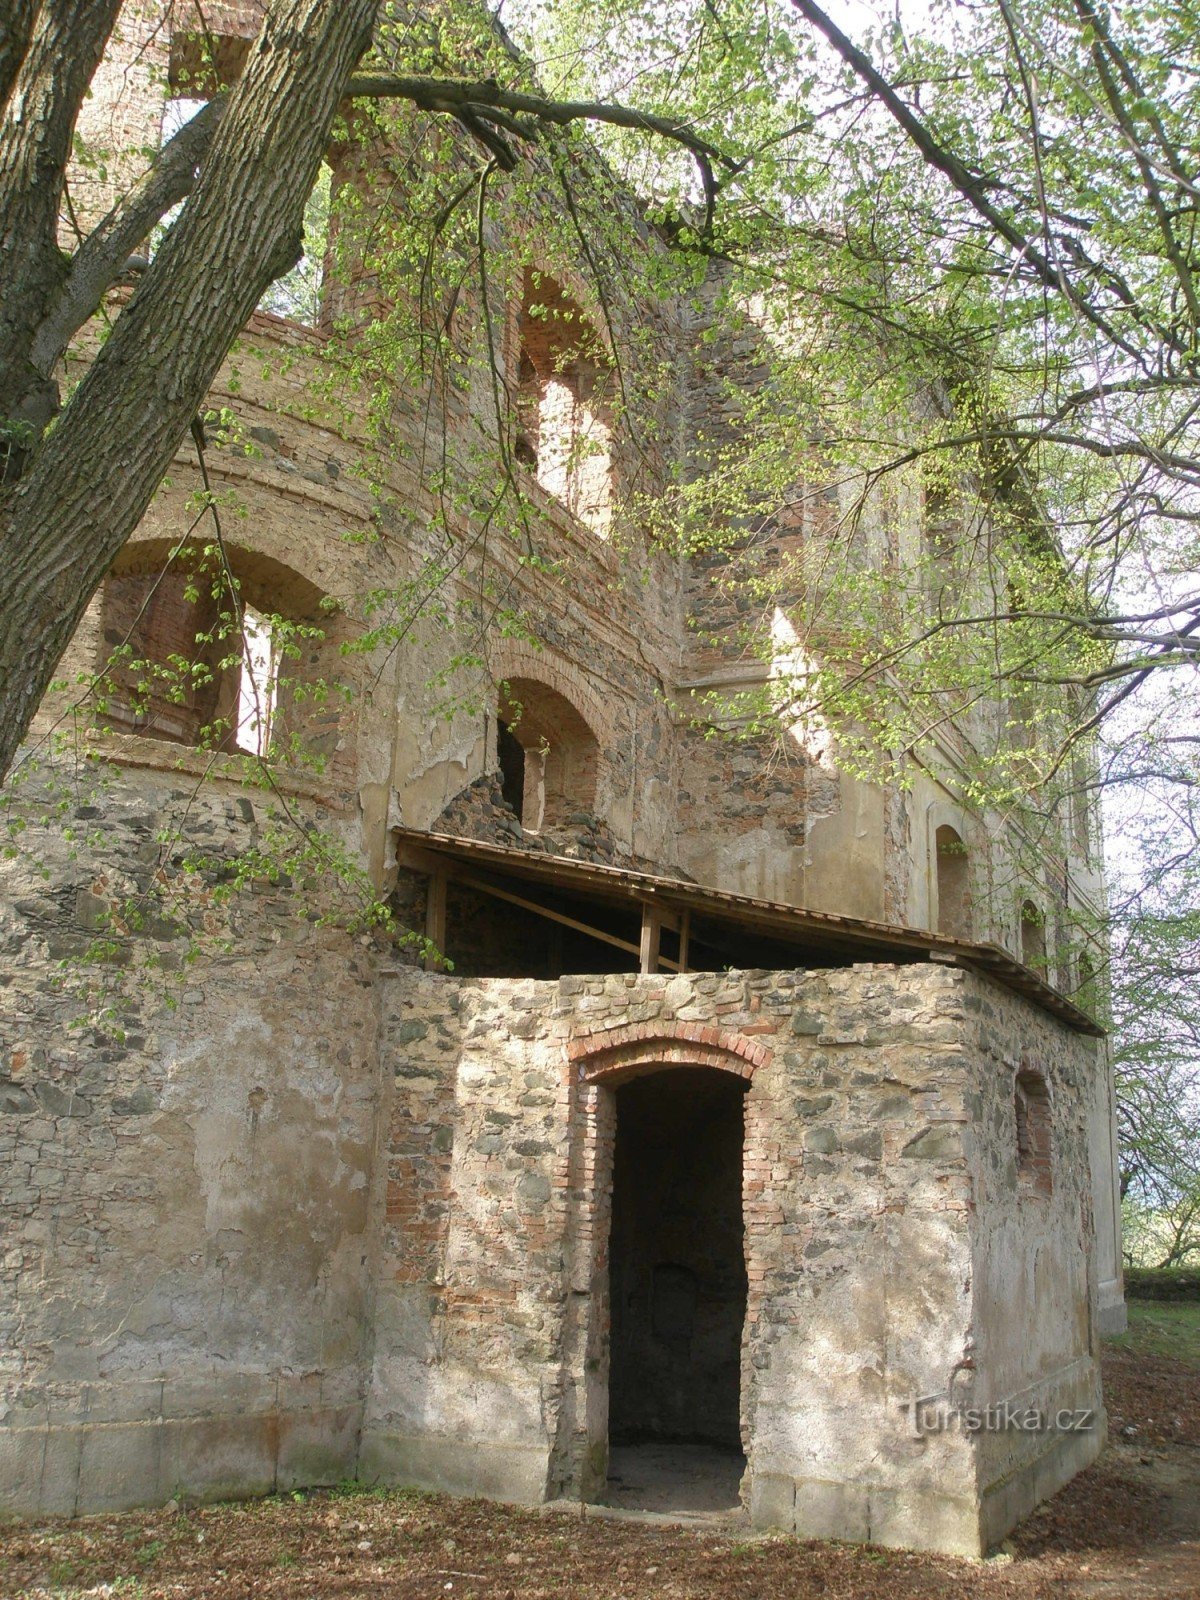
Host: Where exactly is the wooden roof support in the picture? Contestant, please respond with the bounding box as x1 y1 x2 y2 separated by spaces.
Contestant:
391 828 1103 1036
456 871 682 973
639 904 662 974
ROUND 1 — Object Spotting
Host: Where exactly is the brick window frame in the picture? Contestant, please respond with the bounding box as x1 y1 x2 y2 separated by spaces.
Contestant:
511 268 614 535
497 676 601 830
97 540 347 774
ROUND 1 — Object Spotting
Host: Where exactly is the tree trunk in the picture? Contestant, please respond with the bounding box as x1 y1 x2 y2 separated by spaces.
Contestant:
0 1 124 436
0 0 38 113
0 0 377 780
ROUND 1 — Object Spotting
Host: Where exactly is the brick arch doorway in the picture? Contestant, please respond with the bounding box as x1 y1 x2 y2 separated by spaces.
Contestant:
605 1066 750 1511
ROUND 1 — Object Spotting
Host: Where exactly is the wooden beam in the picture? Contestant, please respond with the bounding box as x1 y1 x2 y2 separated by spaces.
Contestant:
640 904 662 974
457 872 680 972
677 908 690 973
424 868 447 971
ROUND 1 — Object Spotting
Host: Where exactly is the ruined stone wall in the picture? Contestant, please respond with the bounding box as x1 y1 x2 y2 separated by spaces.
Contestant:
2 795 1108 1557
32 1 686 900
0 765 382 1517
52 3 1110 958
673 274 1105 957
360 960 1103 1555
962 981 1111 1544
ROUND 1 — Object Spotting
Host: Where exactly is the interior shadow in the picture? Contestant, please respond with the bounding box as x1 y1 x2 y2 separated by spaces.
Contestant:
606 1068 748 1512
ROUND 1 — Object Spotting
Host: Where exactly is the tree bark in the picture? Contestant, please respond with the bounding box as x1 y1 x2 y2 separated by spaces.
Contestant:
0 0 38 113
0 1 124 435
0 0 377 779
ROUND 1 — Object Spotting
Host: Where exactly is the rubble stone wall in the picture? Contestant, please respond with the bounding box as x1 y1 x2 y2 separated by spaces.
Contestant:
963 981 1110 1544
362 961 1105 1555
0 767 382 1517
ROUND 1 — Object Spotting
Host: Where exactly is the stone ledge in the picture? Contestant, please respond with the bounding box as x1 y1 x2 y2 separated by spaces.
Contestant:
357 1431 550 1506
78 736 348 810
749 1469 986 1558
0 1405 362 1520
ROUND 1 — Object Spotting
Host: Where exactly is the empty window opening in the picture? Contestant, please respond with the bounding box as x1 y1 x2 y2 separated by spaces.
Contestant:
608 1069 747 1493
497 678 599 831
160 36 332 328
1021 899 1047 972
97 544 335 767
514 270 613 534
935 825 972 940
1076 950 1098 1016
236 605 278 757
155 29 250 260
1014 1068 1053 1197
497 717 527 820
151 97 208 253
98 565 224 746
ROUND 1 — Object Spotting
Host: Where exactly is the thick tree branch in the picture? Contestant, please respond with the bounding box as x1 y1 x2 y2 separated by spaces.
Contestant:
347 72 731 230
32 97 228 376
0 0 124 432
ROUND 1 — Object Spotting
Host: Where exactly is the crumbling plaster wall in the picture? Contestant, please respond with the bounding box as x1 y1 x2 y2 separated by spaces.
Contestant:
56 2 1109 956
0 767 383 1517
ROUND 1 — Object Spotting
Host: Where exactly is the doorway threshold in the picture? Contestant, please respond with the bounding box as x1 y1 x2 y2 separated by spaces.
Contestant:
603 1442 747 1519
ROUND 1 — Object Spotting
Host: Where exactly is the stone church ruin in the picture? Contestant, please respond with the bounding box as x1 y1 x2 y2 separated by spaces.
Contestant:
0 2 1124 1558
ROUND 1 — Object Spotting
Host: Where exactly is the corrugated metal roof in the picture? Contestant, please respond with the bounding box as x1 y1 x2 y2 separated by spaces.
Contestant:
392 827 1105 1037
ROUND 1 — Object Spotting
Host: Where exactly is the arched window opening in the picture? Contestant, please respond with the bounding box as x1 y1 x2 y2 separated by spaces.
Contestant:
497 678 600 832
934 825 972 939
97 543 340 769
514 270 614 535
497 716 527 822
1014 1068 1052 1197
236 604 278 758
1020 899 1047 972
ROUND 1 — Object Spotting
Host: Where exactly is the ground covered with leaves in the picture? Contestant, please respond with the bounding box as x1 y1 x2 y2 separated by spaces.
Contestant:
2 1305 1197 1600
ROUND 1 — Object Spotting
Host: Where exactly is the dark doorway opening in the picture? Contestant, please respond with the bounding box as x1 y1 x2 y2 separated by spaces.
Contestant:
607 1069 747 1511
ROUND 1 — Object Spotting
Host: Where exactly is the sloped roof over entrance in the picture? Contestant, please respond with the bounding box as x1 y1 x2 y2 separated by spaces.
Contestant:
392 827 1104 1037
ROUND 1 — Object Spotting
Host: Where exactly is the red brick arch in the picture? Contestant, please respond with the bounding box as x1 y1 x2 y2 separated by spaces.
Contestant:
568 1022 772 1086
486 640 620 754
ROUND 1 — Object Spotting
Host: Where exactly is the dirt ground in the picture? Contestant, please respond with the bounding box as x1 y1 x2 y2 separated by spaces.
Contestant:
2 1311 1197 1600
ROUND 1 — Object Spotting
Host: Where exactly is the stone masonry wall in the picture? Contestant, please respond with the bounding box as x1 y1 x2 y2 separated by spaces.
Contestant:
362 960 1104 1554
0 765 382 1517
962 980 1108 1545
